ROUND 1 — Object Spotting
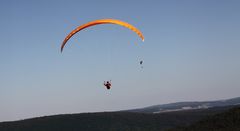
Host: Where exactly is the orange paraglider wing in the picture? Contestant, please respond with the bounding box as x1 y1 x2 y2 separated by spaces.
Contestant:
61 19 144 52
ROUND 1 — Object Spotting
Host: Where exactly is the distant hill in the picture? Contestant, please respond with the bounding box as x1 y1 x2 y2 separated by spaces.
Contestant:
168 106 240 131
125 97 240 113
0 105 239 131
1 97 240 131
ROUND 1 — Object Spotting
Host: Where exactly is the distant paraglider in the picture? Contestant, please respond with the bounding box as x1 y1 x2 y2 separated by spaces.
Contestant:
140 60 143 68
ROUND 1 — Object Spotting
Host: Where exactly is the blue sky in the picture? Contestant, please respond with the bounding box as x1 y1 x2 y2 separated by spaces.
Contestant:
0 0 240 121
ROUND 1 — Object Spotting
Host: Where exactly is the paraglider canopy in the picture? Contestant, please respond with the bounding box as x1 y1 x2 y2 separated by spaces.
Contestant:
60 19 144 52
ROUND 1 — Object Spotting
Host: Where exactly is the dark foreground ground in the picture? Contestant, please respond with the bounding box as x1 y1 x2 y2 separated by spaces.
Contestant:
168 106 240 131
0 105 239 131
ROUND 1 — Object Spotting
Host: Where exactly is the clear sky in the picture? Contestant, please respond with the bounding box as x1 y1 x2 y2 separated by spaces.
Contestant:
0 0 240 122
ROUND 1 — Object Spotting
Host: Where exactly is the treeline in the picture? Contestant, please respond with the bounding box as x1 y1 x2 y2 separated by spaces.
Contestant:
0 112 193 131
0 106 238 131
168 107 240 131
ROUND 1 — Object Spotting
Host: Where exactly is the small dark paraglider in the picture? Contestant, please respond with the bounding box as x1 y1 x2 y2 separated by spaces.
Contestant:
140 60 143 68
104 81 112 90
